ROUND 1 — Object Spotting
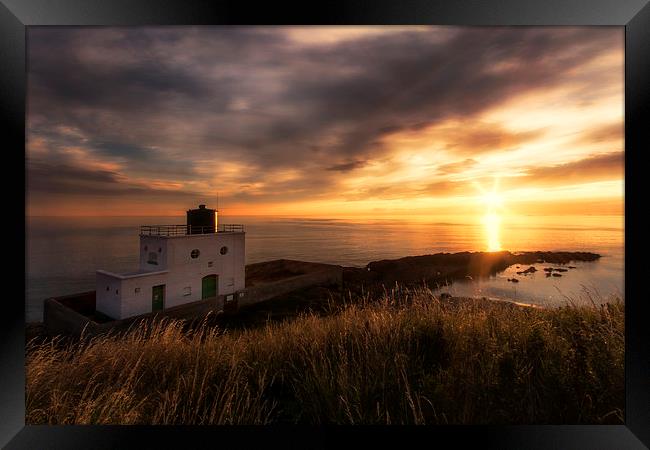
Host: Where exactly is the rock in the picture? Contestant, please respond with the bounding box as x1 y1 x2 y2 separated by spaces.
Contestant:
439 292 452 300
516 266 537 275
552 273 562 277
568 266 577 269
555 268 568 272
507 278 519 283
543 267 553 272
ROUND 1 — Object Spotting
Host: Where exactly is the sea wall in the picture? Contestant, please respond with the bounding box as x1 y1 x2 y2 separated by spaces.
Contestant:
239 266 342 308
43 293 98 336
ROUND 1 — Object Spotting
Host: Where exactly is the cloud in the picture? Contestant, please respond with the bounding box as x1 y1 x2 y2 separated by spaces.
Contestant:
326 160 368 172
26 26 623 213
436 158 478 174
26 159 199 200
440 125 545 155
575 122 623 146
513 152 624 187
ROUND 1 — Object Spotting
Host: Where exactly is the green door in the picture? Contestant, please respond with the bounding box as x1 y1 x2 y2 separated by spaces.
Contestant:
202 275 218 300
152 284 165 312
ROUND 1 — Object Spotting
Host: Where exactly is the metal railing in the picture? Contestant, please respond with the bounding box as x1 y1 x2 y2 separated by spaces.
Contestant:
140 224 244 236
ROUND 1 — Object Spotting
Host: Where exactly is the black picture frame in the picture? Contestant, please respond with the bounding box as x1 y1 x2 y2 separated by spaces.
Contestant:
2 1 649 448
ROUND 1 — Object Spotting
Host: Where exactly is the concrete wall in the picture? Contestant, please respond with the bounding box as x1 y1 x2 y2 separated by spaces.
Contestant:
45 295 224 337
44 296 98 337
239 266 342 308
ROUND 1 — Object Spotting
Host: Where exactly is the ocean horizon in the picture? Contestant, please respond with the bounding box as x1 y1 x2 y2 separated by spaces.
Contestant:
26 214 624 322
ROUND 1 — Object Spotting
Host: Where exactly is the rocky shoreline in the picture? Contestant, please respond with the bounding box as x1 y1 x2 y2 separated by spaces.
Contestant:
342 250 600 288
27 250 601 340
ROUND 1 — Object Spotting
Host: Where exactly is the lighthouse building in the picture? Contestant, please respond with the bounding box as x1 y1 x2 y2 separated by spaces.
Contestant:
96 205 245 320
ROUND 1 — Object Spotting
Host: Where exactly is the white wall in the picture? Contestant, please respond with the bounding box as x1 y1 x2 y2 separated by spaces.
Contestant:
139 236 168 272
97 231 246 320
165 232 246 300
96 271 123 319
96 270 169 320
118 272 169 319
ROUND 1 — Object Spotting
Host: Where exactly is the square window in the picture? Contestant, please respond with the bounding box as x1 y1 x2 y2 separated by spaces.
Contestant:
226 294 234 302
135 287 141 293
147 252 158 265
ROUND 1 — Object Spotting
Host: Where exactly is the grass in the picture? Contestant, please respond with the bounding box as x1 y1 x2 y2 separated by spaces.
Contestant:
26 286 624 425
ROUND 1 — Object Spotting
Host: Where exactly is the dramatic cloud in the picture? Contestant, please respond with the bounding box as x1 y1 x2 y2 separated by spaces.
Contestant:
575 122 624 146
517 152 624 186
26 26 624 216
326 160 368 172
436 159 478 175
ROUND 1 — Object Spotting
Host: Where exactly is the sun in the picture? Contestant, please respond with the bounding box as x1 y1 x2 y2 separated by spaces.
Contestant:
482 190 503 210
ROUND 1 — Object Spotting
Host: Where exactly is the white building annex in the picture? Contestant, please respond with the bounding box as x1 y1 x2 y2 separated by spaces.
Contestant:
95 205 245 320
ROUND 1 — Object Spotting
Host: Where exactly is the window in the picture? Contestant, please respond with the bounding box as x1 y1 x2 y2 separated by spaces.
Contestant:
226 294 234 302
135 287 141 293
106 286 110 291
238 292 245 299
220 246 228 255
183 286 191 296
147 252 158 265
158 247 162 253
115 289 119 295
191 249 200 259
208 261 213 268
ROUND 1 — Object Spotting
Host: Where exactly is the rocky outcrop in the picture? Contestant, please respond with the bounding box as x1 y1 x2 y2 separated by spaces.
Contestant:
344 251 600 289
516 266 537 275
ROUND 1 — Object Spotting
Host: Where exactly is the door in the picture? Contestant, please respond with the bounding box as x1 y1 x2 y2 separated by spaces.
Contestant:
152 284 165 312
202 275 218 300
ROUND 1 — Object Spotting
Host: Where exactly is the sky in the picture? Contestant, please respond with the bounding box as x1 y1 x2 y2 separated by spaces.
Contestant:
26 26 624 218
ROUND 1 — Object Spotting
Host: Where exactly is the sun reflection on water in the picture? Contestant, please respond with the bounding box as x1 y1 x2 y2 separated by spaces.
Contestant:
483 211 502 252
477 179 504 252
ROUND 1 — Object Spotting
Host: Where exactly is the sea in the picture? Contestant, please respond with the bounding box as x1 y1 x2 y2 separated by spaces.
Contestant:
26 215 624 322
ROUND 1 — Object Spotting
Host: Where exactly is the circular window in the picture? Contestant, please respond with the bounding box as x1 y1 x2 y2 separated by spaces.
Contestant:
220 246 228 255
191 249 200 259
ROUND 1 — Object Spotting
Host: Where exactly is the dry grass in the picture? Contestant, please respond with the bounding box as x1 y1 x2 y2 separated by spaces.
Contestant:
26 287 624 424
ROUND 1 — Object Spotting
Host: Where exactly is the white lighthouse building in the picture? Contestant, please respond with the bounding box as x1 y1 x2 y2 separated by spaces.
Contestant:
95 205 245 320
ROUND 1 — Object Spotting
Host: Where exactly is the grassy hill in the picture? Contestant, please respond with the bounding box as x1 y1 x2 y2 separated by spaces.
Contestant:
26 287 624 425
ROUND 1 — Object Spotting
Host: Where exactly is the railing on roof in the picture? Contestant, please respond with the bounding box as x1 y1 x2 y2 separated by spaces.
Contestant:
139 224 244 236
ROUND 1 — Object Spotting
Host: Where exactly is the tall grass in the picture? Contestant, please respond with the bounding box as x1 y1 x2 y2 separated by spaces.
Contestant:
26 287 624 424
